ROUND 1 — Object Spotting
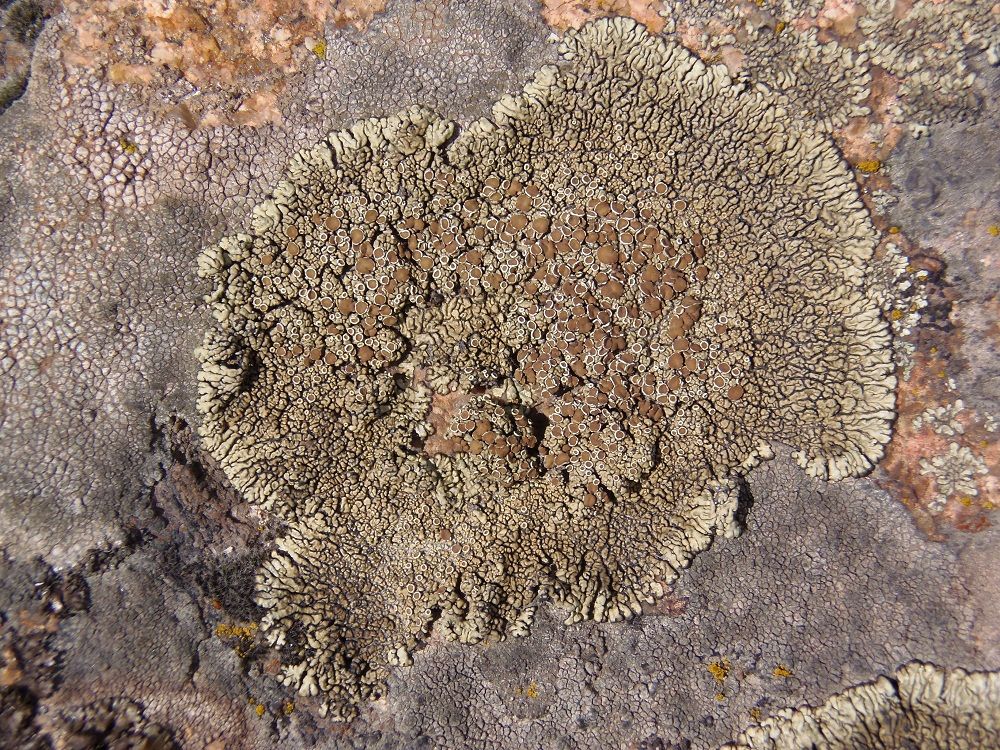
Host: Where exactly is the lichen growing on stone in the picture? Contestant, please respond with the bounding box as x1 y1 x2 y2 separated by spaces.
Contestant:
197 17 896 714
920 442 989 512
859 0 1000 131
913 400 966 437
723 662 1000 749
539 0 668 33
862 239 928 376
709 17 871 131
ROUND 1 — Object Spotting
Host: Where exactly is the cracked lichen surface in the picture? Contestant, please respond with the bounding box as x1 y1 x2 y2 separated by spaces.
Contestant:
198 18 895 713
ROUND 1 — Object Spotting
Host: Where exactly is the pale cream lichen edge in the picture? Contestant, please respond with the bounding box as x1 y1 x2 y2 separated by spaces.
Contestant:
721 662 1000 749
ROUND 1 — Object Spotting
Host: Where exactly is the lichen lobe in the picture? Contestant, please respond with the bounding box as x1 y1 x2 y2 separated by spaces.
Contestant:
197 18 895 714
724 662 1000 749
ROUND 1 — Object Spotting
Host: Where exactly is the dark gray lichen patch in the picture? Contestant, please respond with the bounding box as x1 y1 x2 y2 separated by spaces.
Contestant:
197 18 895 714
0 0 50 113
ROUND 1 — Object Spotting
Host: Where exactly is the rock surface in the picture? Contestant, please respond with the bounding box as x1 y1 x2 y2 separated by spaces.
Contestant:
1 0 997 748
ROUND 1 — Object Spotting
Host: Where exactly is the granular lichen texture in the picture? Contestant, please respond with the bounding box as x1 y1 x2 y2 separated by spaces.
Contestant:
197 18 895 713
723 662 1000 749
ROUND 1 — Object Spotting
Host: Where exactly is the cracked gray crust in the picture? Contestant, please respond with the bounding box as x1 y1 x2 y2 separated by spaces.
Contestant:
0 0 555 567
1 454 992 749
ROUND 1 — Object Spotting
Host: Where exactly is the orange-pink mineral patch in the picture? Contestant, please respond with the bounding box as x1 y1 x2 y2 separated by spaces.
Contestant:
58 0 386 122
540 0 667 33
880 339 998 537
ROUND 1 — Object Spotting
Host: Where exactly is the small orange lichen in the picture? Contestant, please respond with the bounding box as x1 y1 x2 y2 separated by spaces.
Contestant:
708 658 731 684
525 681 541 699
856 159 882 174
988 225 999 237
311 40 327 59
118 136 138 155
749 707 763 722
215 622 258 638
215 622 258 656
255 703 266 717
772 664 793 678
888 226 901 234
282 700 295 715
715 692 727 702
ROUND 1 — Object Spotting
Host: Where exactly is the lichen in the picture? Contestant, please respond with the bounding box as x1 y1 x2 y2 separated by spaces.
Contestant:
723 662 1000 749
689 0 998 134
710 21 872 131
771 664 792 678
859 0 1000 132
708 658 732 684
919 442 989 512
862 240 928 374
197 18 896 714
539 0 668 33
913 400 966 437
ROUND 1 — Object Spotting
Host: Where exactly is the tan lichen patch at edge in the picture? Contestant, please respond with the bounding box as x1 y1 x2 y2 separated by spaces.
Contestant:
722 662 1000 749
859 0 1000 131
196 18 895 715
704 7 872 132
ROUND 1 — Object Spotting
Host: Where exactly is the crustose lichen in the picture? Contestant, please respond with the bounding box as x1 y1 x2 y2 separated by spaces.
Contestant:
197 18 895 715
